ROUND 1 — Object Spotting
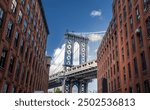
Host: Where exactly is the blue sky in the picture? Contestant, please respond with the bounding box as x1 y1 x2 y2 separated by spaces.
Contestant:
42 0 112 56
42 0 113 92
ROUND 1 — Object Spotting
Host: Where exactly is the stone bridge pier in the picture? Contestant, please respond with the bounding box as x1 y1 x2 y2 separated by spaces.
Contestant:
63 79 90 93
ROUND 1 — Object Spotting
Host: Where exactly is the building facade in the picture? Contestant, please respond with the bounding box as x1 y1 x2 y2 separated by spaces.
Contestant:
0 0 50 93
97 0 150 93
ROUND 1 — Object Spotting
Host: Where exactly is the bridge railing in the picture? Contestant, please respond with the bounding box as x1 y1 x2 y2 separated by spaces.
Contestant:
49 60 97 80
65 60 97 76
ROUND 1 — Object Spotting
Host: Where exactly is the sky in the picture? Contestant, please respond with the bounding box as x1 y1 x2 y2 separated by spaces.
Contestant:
42 0 112 55
42 0 113 92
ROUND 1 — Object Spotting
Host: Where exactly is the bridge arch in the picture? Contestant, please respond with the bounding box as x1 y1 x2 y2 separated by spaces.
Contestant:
64 32 89 67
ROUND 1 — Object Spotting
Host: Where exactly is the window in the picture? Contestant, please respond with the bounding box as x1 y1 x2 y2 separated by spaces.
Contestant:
116 46 118 57
141 51 147 71
119 14 122 27
122 0 125 5
15 61 21 79
35 12 38 20
0 48 7 68
136 83 141 93
11 0 17 13
23 19 27 32
29 52 32 64
6 20 13 39
32 0 36 6
123 67 126 84
122 48 124 62
134 57 138 75
8 56 15 73
130 16 133 31
131 36 136 53
18 10 22 24
137 27 143 47
128 63 131 78
27 29 31 40
14 32 19 48
129 87 133 93
38 34 41 42
126 42 129 57
34 20 36 29
113 50 115 60
113 64 115 75
114 79 116 91
111 81 113 92
144 0 149 12
136 6 140 21
32 36 34 46
21 0 25 5
30 12 33 23
144 80 150 93
0 8 4 27
25 46 29 60
20 39 24 54
128 0 132 12
3 83 9 93
118 0 121 7
117 61 119 72
125 24 128 38
110 54 112 64
146 17 150 36
123 6 126 21
12 86 16 93
26 4 30 15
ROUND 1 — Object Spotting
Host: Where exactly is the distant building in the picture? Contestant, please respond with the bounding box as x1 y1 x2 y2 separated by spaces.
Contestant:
0 0 50 93
97 0 150 93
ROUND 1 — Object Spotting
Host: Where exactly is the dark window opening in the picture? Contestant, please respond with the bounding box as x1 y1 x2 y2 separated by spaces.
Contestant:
0 48 8 68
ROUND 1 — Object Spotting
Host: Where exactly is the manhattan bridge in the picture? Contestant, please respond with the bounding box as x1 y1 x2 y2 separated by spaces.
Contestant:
48 31 105 93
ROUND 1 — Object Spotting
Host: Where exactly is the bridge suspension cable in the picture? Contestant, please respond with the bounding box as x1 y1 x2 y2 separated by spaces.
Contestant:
51 43 80 74
67 31 106 35
51 38 65 65
50 31 106 74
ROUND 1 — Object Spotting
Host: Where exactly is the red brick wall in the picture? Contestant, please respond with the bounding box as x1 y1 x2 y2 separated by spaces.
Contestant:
0 0 49 93
97 0 150 93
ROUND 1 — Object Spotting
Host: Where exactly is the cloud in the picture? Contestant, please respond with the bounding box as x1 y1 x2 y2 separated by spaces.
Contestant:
50 43 82 74
94 49 98 53
88 33 104 42
90 9 102 17
50 44 65 75
49 33 104 75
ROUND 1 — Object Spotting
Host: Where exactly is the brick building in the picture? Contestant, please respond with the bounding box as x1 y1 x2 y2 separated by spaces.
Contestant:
97 0 150 93
0 0 50 93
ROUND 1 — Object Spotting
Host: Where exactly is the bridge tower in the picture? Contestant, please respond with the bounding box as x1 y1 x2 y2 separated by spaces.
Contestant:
64 32 89 67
